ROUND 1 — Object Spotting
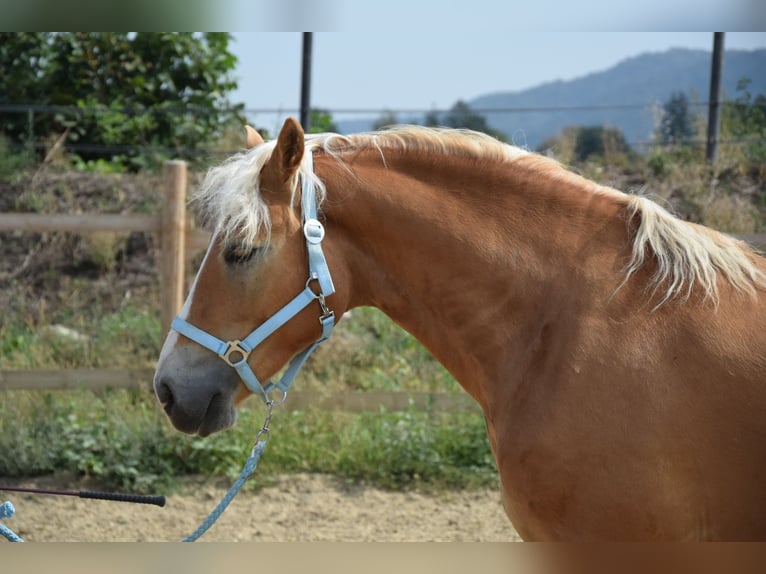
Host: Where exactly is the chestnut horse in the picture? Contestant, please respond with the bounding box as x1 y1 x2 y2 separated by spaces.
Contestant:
154 118 766 540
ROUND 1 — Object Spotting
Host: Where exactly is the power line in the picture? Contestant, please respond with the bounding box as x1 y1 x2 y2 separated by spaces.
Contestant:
0 100 741 117
2 101 762 157
4 136 762 159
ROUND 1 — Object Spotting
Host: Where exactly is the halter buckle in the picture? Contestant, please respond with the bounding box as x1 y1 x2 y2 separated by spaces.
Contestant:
220 340 250 367
303 218 325 244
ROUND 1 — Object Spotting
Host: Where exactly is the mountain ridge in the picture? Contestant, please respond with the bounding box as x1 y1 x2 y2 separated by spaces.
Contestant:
337 48 766 150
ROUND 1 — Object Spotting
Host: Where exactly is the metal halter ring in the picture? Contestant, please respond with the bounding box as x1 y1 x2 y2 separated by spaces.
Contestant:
219 340 250 367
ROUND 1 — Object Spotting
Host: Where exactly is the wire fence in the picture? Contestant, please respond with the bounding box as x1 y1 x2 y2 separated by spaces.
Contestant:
0 99 731 116
1 101 764 158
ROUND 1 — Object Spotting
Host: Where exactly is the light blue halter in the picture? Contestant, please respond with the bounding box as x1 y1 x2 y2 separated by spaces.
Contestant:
171 151 335 405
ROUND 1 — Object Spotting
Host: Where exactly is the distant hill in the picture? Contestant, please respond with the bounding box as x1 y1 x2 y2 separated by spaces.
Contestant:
337 48 766 150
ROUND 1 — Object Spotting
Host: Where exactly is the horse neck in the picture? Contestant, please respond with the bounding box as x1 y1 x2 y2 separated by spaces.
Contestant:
321 150 627 406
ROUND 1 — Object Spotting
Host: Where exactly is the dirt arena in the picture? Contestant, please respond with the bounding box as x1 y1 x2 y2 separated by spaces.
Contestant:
2 473 520 542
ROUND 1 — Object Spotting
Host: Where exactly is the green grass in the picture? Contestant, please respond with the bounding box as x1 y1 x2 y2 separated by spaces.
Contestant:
0 388 496 494
0 136 36 180
0 305 161 369
305 307 461 394
0 301 494 493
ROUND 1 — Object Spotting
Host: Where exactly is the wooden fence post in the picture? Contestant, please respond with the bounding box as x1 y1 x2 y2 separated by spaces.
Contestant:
161 160 187 336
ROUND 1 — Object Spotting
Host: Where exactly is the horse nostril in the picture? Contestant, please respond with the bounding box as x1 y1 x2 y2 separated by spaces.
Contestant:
155 379 175 414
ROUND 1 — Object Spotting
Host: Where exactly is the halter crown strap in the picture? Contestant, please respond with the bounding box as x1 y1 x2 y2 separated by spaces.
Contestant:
302 152 334 297
171 150 334 404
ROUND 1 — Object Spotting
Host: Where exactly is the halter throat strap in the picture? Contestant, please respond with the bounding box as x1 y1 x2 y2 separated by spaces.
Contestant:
171 151 335 404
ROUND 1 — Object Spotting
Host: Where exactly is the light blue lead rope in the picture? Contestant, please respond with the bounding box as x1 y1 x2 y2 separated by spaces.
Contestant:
0 441 266 543
181 438 268 542
2 154 330 543
173 153 335 540
1 500 23 542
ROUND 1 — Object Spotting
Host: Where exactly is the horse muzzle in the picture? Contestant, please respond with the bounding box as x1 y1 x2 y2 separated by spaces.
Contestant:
153 348 240 437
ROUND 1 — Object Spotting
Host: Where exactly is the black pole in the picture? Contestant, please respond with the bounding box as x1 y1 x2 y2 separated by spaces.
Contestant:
300 32 313 132
706 32 724 163
0 485 166 507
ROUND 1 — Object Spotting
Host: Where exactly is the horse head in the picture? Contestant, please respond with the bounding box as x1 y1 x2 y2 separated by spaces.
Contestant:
154 118 341 436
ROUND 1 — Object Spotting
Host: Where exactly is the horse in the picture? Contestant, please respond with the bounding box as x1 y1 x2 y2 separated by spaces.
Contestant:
154 117 766 540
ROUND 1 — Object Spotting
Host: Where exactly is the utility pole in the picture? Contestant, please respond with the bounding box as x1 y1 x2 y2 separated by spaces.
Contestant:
300 32 313 132
706 32 724 163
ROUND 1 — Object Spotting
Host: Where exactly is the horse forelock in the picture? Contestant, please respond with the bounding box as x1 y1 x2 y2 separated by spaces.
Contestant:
194 138 329 248
194 141 276 247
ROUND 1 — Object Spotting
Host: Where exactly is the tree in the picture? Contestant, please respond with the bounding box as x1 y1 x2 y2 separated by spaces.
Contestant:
659 92 695 146
372 110 398 131
0 32 244 167
573 126 631 163
722 78 766 164
0 33 52 108
422 100 507 141
423 109 441 127
308 109 338 134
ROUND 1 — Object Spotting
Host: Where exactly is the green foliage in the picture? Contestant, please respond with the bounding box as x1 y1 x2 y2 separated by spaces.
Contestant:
0 281 494 491
0 32 244 170
573 125 631 162
0 300 494 492
305 307 460 394
658 91 696 146
573 126 605 161
0 306 161 370
721 78 766 165
308 109 338 134
372 110 399 131
424 100 507 141
0 390 186 492
539 125 632 165
646 78 766 174
329 410 497 490
423 110 440 127
73 157 128 174
646 148 672 177
0 390 496 493
0 134 36 178
646 144 704 178
0 33 52 111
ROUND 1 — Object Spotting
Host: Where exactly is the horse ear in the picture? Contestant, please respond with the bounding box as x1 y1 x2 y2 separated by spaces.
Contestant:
245 125 264 149
267 117 305 184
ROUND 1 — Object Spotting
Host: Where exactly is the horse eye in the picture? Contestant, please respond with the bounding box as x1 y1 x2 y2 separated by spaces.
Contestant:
223 244 259 265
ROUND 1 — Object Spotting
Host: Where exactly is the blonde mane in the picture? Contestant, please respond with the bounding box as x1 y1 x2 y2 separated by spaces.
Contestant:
622 195 765 307
194 126 526 247
194 125 765 306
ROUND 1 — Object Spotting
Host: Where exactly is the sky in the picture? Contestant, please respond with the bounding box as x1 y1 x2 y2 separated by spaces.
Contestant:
229 32 766 131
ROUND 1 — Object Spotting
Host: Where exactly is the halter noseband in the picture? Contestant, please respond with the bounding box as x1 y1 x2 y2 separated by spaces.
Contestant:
170 151 335 405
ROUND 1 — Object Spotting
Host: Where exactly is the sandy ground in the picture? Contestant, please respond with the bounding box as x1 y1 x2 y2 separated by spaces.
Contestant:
2 473 520 542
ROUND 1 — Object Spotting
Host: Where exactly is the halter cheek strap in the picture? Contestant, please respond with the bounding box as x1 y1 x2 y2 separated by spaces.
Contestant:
171 152 335 405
